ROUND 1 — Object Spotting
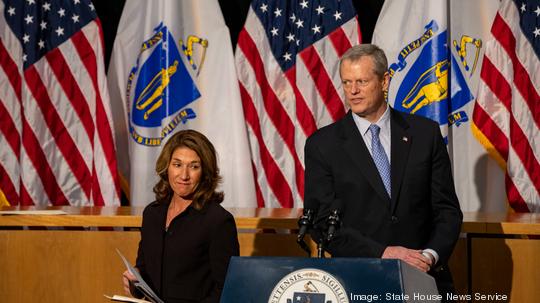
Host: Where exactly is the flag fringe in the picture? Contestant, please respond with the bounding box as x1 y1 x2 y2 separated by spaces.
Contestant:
0 189 10 207
470 122 507 171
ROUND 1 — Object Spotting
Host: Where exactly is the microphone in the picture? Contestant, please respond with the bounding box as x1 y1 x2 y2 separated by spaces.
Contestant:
325 206 342 243
297 208 317 256
297 208 315 243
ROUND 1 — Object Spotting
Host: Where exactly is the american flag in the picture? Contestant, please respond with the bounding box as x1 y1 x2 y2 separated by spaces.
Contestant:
0 0 120 206
472 0 540 212
235 0 361 208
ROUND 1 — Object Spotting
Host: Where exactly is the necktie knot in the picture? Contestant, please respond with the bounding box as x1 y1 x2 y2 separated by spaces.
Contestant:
369 124 381 137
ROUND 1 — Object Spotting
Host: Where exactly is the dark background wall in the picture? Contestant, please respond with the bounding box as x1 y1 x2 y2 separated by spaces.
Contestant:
94 0 384 69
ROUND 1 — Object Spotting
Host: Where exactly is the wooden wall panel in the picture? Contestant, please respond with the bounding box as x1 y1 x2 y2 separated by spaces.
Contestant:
0 230 317 303
471 238 540 303
448 237 468 300
0 230 139 303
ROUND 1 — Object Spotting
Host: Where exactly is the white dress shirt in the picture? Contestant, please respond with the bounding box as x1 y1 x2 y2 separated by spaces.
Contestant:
352 105 391 163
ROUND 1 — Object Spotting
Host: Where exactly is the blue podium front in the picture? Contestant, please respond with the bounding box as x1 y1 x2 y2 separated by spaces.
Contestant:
220 257 440 303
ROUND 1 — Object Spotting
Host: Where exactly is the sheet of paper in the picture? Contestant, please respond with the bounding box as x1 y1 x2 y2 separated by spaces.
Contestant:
116 249 164 303
104 294 151 303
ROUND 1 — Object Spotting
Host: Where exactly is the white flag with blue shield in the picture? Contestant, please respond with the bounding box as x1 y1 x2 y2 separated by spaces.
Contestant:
108 0 256 206
373 0 505 211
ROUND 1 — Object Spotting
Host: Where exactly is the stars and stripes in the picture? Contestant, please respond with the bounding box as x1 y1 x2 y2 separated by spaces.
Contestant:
235 0 361 207
472 0 540 212
0 0 120 206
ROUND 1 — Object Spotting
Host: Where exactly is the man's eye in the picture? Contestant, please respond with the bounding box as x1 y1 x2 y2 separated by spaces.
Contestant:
357 80 369 86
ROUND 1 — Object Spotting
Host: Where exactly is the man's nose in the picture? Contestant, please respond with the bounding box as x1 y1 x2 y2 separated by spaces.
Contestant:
350 82 360 94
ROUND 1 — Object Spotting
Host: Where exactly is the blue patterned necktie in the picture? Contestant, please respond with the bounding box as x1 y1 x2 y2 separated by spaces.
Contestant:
369 124 391 198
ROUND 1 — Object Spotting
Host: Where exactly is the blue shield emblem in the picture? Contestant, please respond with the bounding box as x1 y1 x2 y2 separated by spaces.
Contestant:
131 23 200 127
394 31 449 124
126 23 202 146
389 21 474 130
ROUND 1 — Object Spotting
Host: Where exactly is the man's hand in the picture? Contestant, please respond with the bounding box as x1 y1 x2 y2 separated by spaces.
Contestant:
122 269 138 296
382 246 433 272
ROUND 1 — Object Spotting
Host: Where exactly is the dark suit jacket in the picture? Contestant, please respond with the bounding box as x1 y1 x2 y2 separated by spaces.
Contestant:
305 108 462 268
135 200 239 303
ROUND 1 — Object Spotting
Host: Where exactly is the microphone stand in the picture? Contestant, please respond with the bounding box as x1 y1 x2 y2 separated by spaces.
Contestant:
320 209 341 258
317 237 325 258
297 209 314 257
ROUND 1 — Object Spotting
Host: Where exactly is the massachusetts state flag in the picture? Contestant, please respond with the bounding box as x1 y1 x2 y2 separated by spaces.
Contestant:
372 0 510 212
373 0 474 139
108 0 256 207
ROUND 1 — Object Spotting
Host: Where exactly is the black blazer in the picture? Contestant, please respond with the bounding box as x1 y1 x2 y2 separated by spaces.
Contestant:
135 201 239 303
305 109 462 266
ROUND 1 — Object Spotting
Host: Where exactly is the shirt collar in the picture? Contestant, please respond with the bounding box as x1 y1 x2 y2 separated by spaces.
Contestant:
352 104 390 136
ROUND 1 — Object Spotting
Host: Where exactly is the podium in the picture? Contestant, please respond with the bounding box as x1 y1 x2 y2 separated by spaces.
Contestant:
220 257 440 303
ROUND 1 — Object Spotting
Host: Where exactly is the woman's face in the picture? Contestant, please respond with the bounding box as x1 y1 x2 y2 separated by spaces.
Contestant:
167 146 202 199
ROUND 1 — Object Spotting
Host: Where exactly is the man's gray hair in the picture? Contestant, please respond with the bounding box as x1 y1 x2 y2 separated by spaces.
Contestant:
339 44 388 78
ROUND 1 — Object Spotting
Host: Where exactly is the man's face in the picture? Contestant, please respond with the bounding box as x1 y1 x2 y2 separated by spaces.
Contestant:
340 56 389 123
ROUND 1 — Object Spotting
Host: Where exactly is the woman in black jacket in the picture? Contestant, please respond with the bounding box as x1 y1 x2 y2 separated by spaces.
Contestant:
123 129 239 303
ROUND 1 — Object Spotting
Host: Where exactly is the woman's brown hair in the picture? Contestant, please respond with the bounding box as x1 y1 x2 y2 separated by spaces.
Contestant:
153 129 223 209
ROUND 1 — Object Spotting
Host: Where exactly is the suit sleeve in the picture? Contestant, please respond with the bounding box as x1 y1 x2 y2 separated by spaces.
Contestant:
426 124 463 265
305 135 386 258
201 213 239 303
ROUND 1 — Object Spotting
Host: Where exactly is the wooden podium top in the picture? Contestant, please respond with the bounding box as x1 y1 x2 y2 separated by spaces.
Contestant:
1 206 539 234
461 211 540 235
0 206 303 229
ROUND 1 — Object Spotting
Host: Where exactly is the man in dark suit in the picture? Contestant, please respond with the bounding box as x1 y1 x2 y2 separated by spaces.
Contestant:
304 44 462 297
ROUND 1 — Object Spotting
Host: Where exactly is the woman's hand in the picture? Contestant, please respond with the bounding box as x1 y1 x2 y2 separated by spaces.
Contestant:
122 269 138 296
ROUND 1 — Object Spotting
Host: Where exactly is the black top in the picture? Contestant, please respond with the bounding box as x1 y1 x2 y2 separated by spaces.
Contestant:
135 200 239 303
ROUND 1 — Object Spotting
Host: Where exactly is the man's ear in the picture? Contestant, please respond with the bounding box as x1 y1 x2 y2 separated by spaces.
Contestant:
382 71 390 92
